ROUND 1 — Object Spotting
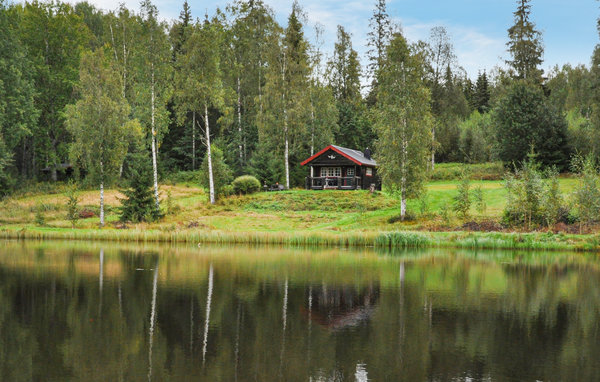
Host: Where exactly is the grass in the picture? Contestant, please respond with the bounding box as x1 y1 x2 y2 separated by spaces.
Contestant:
0 172 594 252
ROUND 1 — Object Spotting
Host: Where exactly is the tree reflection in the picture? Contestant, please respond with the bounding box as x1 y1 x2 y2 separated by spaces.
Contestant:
0 244 598 381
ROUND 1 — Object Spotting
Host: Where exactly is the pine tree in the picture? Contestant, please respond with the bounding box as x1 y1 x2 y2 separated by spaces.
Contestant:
506 0 544 82
375 33 433 220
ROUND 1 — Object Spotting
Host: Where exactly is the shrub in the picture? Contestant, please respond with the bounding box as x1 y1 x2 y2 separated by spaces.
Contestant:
571 154 600 231
503 155 569 229
453 171 472 220
232 175 261 195
65 181 80 227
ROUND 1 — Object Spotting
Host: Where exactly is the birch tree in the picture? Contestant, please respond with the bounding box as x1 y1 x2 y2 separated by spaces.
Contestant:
375 33 432 220
174 16 229 204
136 0 172 211
65 50 140 227
258 1 311 189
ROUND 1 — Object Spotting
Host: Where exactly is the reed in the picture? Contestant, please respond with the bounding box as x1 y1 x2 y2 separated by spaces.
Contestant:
1 227 598 252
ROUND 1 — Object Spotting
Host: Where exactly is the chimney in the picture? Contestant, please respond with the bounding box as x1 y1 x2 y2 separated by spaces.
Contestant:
363 147 372 160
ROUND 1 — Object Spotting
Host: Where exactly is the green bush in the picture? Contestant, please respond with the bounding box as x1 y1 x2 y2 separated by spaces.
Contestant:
232 175 261 195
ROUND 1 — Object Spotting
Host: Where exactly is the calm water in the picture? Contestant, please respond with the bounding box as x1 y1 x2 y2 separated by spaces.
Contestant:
0 241 599 381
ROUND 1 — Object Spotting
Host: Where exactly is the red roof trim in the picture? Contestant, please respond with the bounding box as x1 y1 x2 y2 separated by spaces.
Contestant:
301 145 363 166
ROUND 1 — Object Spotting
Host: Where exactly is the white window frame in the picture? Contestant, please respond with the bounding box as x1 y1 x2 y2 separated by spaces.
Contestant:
365 168 373 177
321 167 342 177
346 168 355 177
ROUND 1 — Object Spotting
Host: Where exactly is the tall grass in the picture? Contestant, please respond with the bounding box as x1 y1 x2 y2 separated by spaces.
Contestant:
1 227 598 252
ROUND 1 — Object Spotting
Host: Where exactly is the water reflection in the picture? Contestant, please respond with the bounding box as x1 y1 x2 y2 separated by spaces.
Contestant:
0 241 599 381
304 283 379 331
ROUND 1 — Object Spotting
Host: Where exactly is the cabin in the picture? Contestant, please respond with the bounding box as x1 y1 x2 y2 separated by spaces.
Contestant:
301 145 381 190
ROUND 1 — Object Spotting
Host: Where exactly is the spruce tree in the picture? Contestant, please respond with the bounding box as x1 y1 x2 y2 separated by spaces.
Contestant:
366 0 392 103
494 81 569 169
119 152 160 223
506 0 544 82
473 70 491 113
327 26 370 149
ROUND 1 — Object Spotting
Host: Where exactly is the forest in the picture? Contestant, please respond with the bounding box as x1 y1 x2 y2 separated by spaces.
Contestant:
0 0 599 223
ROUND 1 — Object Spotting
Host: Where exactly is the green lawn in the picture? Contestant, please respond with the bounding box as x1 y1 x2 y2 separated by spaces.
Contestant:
0 177 581 233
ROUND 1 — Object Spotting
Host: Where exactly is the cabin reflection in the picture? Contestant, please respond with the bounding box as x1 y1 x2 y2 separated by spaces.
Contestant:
303 283 380 330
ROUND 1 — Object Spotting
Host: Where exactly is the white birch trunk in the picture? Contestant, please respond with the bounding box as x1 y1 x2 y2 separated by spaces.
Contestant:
284 121 289 190
192 111 196 170
202 264 214 364
100 161 105 227
147 263 158 382
431 126 435 170
282 55 289 190
151 63 160 211
237 76 243 164
310 93 315 178
401 117 408 220
205 103 215 204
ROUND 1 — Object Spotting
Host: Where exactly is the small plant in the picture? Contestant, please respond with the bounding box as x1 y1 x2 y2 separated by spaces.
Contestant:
473 186 486 216
453 171 472 221
440 203 452 226
232 175 261 195
503 153 545 229
65 181 80 227
34 204 45 226
418 191 429 217
540 168 567 227
164 189 181 215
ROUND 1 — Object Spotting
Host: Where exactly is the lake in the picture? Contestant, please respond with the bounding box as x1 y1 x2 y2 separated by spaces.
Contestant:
0 240 598 381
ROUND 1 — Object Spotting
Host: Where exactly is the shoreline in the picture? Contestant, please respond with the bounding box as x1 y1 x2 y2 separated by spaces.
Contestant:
1 226 598 253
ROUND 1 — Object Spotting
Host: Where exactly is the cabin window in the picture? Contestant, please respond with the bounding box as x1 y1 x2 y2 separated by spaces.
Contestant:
365 168 373 177
347 168 355 176
321 167 341 177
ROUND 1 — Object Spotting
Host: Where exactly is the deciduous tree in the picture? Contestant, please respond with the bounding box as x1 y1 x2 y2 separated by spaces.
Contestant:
374 33 433 219
65 49 141 227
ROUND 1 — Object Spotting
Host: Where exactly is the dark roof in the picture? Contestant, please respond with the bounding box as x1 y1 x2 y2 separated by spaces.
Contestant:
301 145 377 167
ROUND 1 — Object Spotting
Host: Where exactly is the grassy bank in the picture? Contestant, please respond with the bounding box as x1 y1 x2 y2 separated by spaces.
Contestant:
0 173 595 252
2 226 599 252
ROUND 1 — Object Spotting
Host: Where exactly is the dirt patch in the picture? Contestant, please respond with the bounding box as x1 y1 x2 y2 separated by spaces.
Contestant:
459 220 504 232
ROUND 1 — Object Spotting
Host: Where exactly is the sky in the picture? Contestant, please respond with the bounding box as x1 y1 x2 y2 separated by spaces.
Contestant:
72 0 599 81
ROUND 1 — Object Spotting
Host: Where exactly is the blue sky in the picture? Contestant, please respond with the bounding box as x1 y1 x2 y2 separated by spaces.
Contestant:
82 0 599 81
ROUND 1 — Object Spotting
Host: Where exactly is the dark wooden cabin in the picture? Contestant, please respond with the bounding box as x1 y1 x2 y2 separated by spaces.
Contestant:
301 145 381 190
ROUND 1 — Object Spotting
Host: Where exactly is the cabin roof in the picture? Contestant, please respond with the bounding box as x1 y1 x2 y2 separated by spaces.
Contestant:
301 145 377 167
